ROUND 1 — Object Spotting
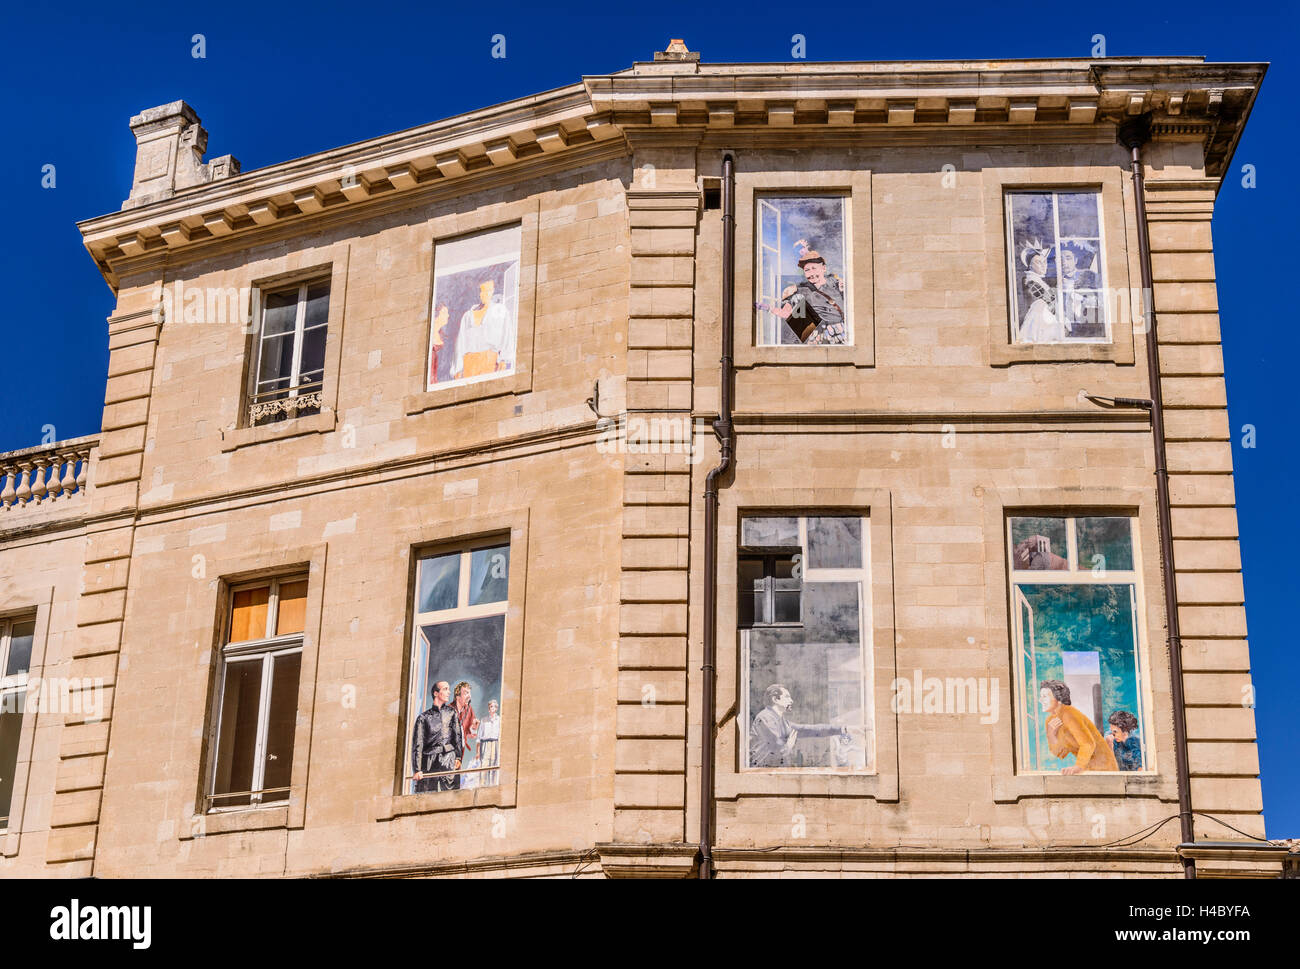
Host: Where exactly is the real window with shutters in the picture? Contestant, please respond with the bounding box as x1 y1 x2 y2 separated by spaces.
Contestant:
247 279 330 426
207 576 306 810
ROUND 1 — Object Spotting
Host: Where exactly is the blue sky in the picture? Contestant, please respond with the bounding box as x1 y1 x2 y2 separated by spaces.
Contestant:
2 1 1295 836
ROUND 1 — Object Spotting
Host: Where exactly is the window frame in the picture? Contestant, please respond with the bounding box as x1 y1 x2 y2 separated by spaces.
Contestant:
753 192 855 349
247 278 330 427
737 514 874 775
423 221 524 394
0 614 36 831
983 166 1136 367
732 167 876 371
402 538 511 796
738 552 804 628
206 575 307 813
402 199 541 416
1003 188 1112 347
1005 514 1155 776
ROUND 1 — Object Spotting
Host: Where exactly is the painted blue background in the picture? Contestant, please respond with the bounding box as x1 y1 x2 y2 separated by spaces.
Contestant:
2 1 1294 836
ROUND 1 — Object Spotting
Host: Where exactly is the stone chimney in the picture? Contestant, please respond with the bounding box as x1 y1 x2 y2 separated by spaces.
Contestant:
654 39 699 63
123 101 241 209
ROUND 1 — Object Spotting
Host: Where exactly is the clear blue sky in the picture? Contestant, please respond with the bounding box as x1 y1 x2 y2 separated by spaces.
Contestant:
2 1 1294 837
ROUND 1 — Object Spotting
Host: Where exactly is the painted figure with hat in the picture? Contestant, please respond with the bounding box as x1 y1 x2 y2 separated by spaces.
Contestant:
756 238 848 345
1017 238 1062 344
1057 239 1103 338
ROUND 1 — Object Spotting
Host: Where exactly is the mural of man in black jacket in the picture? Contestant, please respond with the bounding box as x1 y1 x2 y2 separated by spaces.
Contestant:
411 680 463 792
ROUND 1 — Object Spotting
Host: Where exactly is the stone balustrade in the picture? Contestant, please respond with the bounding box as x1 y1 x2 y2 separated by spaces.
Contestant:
0 435 98 513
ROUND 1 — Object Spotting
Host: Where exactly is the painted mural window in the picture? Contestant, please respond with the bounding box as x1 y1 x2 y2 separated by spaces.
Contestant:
739 515 872 773
1008 515 1151 775
753 196 852 347
405 541 510 795
209 577 306 810
1005 190 1109 345
427 224 521 390
0 615 35 829
249 279 330 426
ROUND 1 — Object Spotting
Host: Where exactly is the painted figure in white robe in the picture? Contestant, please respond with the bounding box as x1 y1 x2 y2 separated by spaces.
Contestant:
476 699 501 787
1017 242 1061 344
453 278 515 380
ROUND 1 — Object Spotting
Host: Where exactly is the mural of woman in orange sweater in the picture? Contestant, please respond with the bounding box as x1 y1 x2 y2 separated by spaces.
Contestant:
1039 679 1118 773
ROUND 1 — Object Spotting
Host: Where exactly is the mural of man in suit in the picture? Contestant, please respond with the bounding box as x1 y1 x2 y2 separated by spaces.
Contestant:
411 680 463 792
750 683 850 767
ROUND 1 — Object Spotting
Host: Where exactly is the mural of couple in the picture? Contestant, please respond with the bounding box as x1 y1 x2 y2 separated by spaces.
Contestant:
754 196 852 347
1007 190 1109 344
1011 516 1149 774
427 223 521 390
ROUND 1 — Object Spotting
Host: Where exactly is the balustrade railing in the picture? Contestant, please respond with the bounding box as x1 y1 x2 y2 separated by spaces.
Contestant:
0 435 98 513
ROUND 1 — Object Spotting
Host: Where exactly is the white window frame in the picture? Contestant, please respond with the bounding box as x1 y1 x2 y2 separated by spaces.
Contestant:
249 279 330 421
0 614 36 830
739 515 874 774
1007 515 1154 775
1004 188 1111 345
426 223 523 393
754 193 854 348
207 576 306 812
405 540 510 794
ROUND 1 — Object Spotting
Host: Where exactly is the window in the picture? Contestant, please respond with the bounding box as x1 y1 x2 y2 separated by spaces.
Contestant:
427 224 521 390
1008 515 1150 775
754 195 852 347
405 540 510 795
0 615 35 829
248 280 330 426
1005 190 1109 345
739 553 802 627
208 577 306 810
739 515 872 772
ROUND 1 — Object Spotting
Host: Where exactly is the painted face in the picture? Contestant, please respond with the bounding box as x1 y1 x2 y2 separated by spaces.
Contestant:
1111 727 1129 742
1039 687 1054 712
1030 253 1048 276
776 688 794 712
802 261 826 286
457 686 471 706
488 701 498 716
479 279 495 305
1060 250 1077 275
435 682 451 704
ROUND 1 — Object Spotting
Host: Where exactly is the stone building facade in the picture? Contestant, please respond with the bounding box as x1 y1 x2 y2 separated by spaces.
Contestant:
0 46 1284 877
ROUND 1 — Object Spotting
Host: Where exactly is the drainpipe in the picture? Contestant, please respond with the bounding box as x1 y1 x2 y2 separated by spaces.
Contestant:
699 153 736 879
1117 115 1196 878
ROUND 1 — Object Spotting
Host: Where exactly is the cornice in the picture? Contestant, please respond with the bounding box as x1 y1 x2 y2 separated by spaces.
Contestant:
79 57 1266 291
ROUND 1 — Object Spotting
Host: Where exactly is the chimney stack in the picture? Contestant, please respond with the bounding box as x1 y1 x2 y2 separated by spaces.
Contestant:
123 101 240 209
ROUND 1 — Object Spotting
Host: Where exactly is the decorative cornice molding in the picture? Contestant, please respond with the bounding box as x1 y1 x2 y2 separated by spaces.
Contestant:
79 57 1265 291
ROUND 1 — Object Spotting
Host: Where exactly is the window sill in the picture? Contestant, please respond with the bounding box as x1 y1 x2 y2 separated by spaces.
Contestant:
717 769 897 802
990 340 1133 367
376 785 510 820
992 771 1176 804
402 370 531 415
220 410 336 452
183 803 290 838
735 343 874 370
